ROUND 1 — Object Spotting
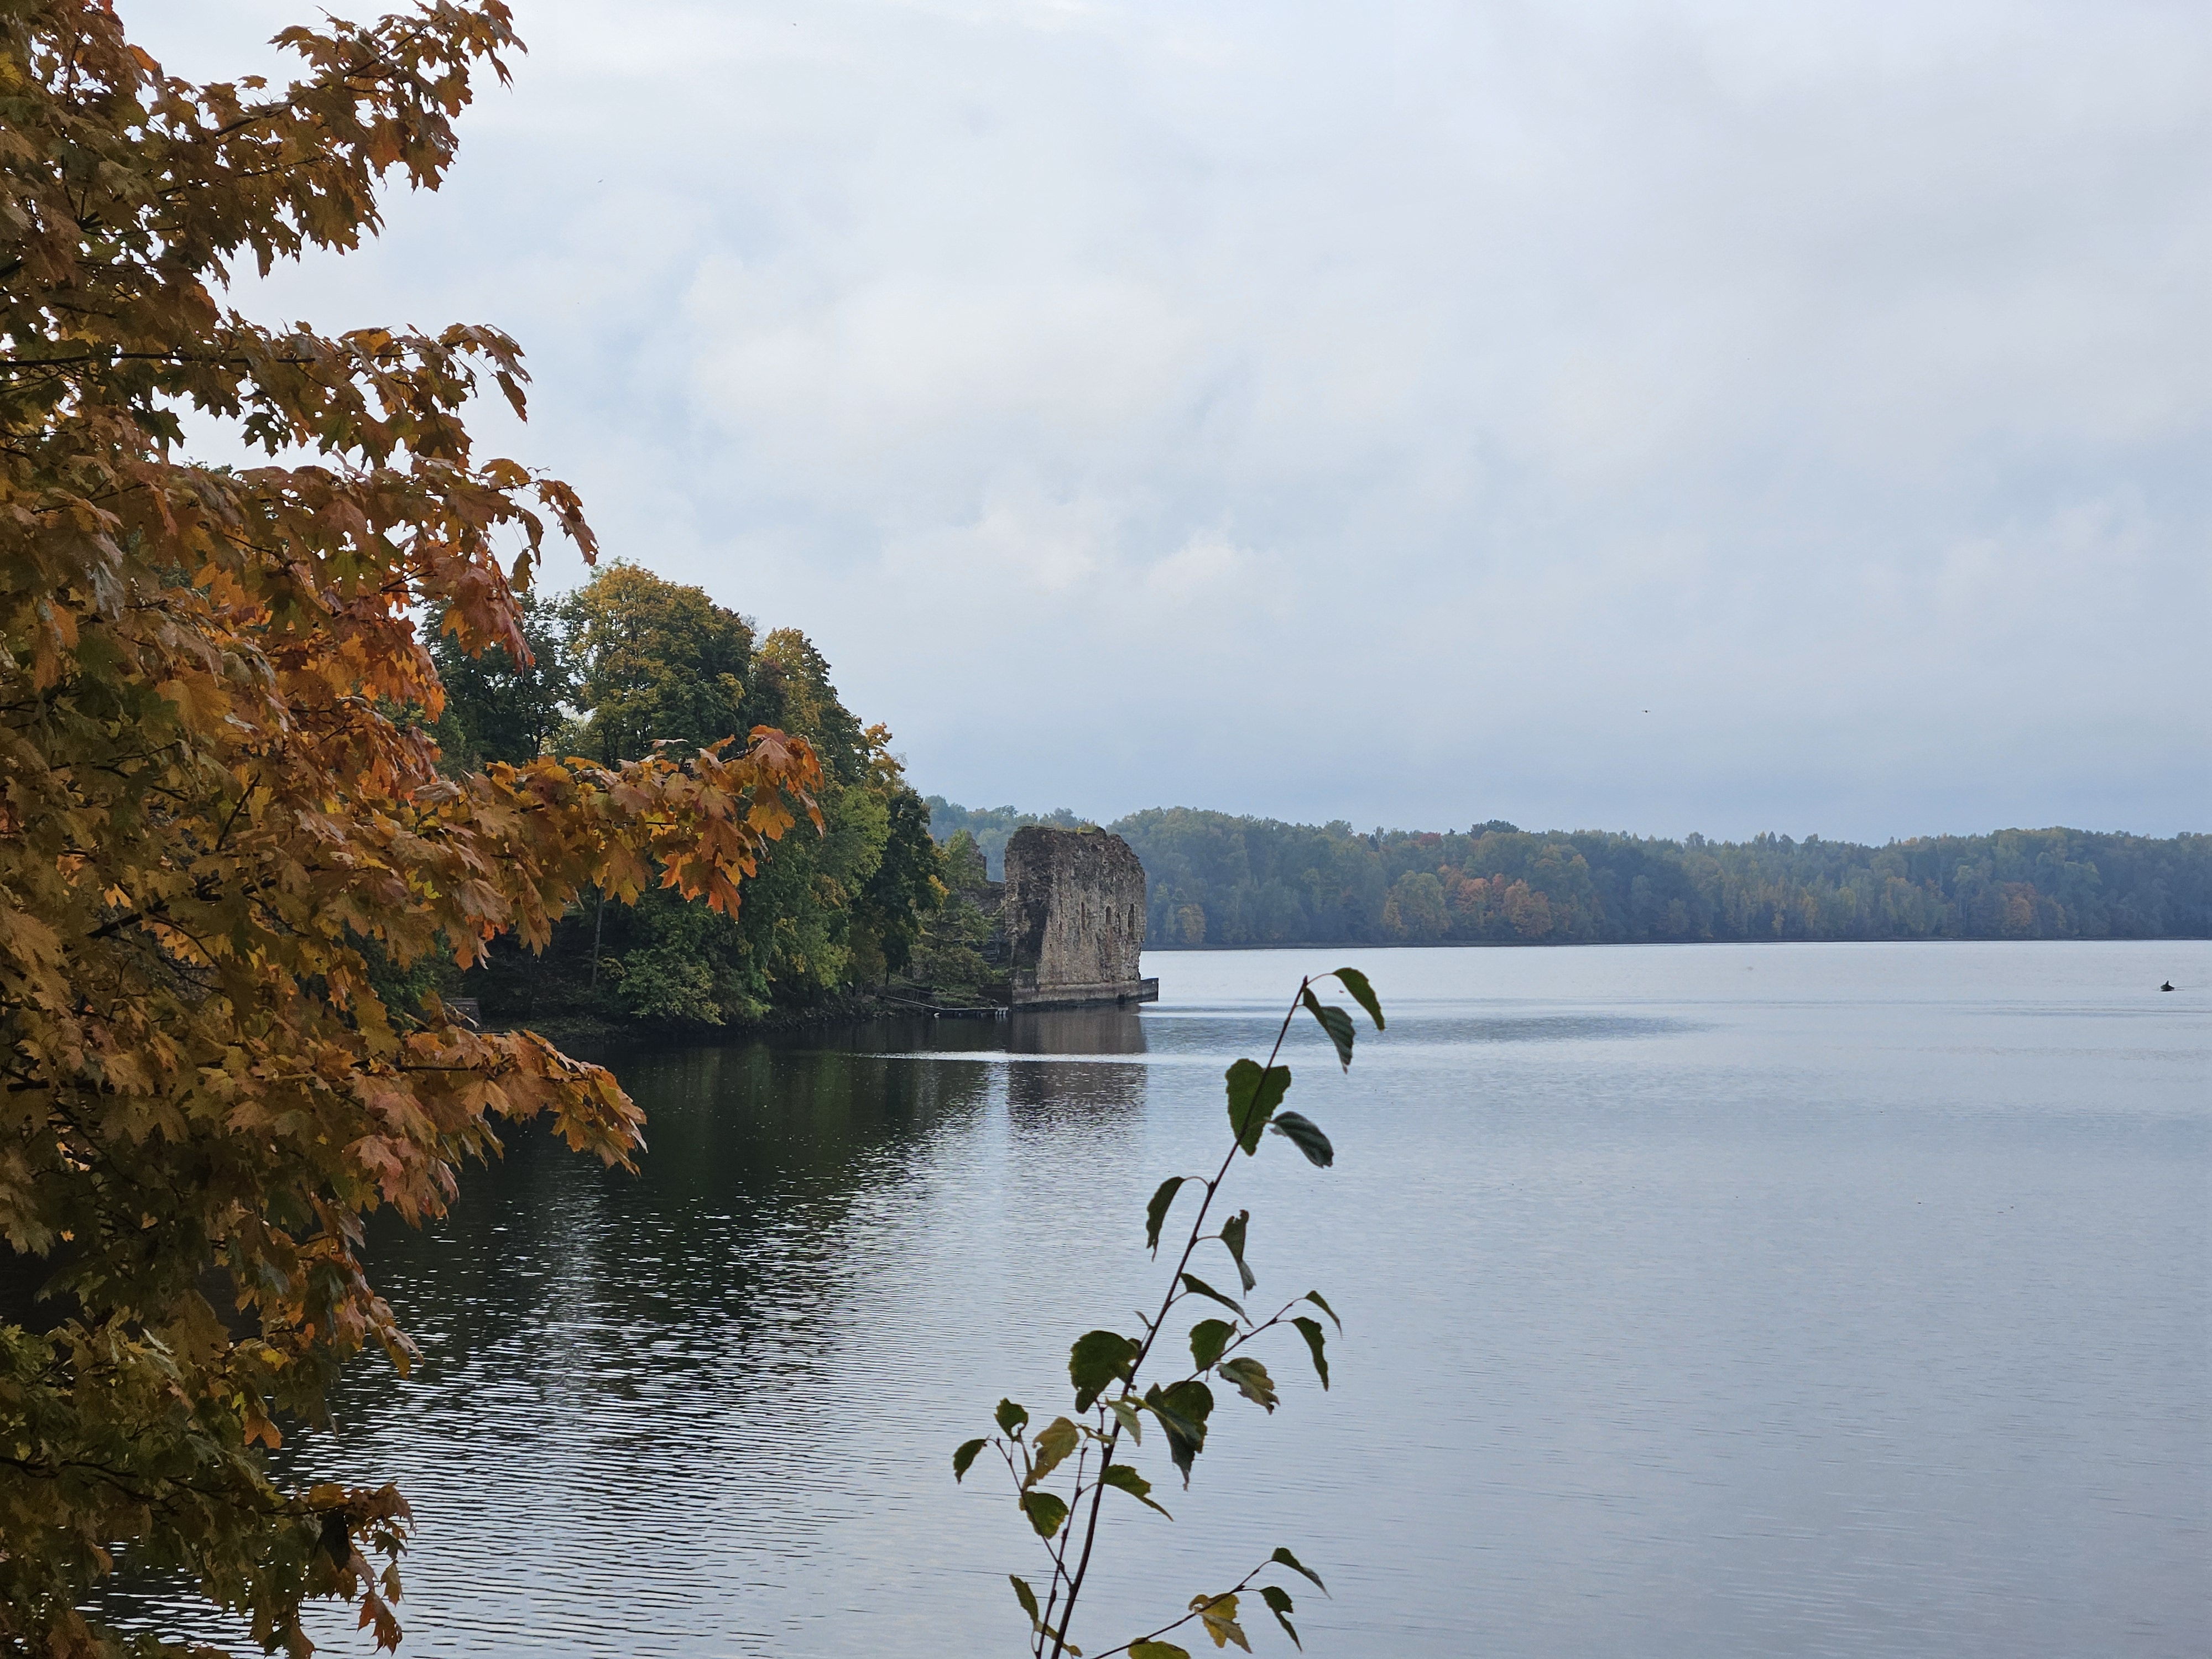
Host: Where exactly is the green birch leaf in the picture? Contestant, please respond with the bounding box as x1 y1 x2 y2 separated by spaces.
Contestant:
1220 1209 1256 1292
1270 1546 1328 1592
1108 1396 1145 1444
1069 1329 1142 1413
1267 1110 1334 1168
1010 1574 1042 1631
953 1437 987 1481
1218 1355 1279 1412
995 1399 1029 1438
1145 1175 1188 1255
1145 1379 1214 1485
1178 1272 1246 1319
1019 1488 1070 1539
1333 967 1384 1029
1302 1290 1341 1332
1301 985 1355 1070
1290 1316 1329 1389
1258 1584 1301 1649
1099 1460 1173 1517
1224 1058 1291 1155
1129 1644 1192 1659
1027 1416 1079 1486
1189 1317 1235 1369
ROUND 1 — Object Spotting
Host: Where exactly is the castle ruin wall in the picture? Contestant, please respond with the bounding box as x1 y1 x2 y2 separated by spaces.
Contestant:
1001 827 1157 1009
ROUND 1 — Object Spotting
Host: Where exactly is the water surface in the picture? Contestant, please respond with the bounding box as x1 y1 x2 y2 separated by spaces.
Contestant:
170 943 2212 1654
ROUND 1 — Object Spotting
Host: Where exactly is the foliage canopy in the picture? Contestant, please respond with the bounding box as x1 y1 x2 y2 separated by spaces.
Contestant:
0 2 817 1650
428 561 948 1024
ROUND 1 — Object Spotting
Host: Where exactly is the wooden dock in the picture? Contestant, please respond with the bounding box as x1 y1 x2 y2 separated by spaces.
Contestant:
877 994 1007 1020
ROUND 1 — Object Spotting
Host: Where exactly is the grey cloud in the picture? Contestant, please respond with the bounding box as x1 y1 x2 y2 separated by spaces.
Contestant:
133 0 2210 838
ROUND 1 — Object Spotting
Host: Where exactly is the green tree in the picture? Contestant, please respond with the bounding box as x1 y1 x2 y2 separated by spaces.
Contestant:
563 563 752 763
909 829 997 998
713 628 895 1003
852 759 942 982
426 585 574 768
440 569 950 1024
1382 870 1448 941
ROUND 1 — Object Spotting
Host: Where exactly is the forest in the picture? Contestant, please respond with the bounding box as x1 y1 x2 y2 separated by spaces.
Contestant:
430 565 954 1029
927 801 2212 947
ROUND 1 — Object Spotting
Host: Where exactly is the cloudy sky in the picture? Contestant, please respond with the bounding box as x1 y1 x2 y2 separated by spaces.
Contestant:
138 1 2208 842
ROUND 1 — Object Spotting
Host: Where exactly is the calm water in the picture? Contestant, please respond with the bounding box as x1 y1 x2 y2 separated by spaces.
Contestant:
149 943 2212 1654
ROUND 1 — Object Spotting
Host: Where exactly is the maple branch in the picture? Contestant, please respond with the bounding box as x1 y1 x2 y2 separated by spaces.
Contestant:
0 350 325 372
212 769 265 852
0 12 473 293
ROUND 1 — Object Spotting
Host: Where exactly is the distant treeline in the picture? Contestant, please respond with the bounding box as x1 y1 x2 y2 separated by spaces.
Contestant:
920 800 1089 881
926 800 2211 946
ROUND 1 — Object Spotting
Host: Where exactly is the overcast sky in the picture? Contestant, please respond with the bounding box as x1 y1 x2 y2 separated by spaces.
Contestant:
137 1 2208 842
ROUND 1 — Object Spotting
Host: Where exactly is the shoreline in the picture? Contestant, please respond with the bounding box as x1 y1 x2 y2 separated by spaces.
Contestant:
1141 933 2210 951
498 935 2204 1048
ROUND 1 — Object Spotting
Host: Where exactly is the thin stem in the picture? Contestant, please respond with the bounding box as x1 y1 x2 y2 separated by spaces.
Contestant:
1044 978 1310 1659
1085 1564 1269 1659
1037 1443 1088 1650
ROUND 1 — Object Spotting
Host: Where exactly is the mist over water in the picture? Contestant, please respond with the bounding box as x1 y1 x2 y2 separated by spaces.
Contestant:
118 942 2209 1655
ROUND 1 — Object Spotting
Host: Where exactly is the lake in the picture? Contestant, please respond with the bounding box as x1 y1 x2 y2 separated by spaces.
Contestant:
150 942 2212 1655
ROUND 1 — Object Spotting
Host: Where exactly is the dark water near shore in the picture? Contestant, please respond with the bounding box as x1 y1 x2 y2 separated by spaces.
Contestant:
139 943 2212 1655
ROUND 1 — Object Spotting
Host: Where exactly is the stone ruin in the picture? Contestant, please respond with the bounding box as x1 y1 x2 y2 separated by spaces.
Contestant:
1001 826 1159 1010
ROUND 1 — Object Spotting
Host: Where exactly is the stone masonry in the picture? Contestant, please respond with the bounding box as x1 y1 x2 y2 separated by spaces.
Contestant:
1001 826 1159 1009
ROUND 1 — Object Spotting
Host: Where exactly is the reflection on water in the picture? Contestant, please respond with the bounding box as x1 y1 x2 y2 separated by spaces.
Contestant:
1005 1007 1150 1055
88 943 2212 1658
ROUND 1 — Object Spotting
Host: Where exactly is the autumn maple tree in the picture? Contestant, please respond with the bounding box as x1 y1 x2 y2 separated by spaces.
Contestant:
0 2 820 1651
